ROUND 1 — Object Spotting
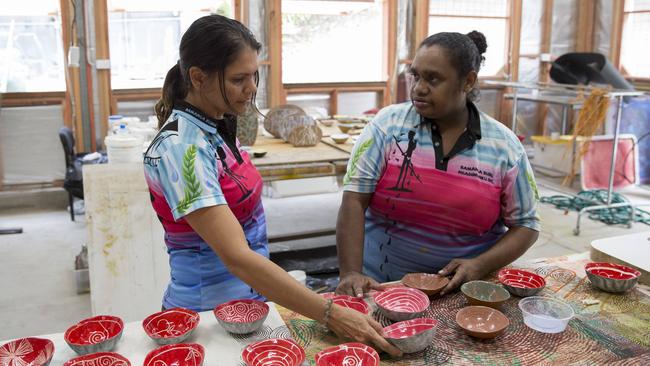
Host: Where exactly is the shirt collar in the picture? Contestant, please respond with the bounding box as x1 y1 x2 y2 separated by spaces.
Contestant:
172 100 223 134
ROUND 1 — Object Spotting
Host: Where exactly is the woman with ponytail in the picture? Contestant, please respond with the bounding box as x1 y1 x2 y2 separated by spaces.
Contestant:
336 31 540 298
143 14 400 357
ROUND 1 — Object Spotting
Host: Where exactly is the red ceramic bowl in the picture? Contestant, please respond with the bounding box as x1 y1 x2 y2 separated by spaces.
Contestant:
383 318 438 353
214 299 270 334
315 342 379 366
0 337 54 366
242 338 305 366
64 315 124 355
63 352 130 366
373 287 430 321
585 262 641 293
329 295 371 315
498 269 546 297
142 308 200 345
143 344 204 366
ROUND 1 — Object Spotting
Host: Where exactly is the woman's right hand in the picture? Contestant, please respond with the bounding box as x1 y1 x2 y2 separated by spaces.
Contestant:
327 304 402 357
336 271 384 297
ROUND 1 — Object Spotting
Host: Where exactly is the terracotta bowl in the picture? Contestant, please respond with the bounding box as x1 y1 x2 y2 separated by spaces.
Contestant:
241 338 305 366
330 133 350 144
460 281 510 308
214 299 269 334
328 294 371 315
498 269 546 297
63 352 130 366
456 306 509 339
319 119 336 127
585 262 641 293
142 307 200 345
314 342 379 366
337 123 356 133
64 315 124 355
383 317 438 354
373 287 430 321
402 273 450 296
519 296 574 333
143 344 204 366
0 337 54 366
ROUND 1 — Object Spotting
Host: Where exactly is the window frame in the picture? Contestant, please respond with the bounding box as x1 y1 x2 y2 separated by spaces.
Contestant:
619 0 650 81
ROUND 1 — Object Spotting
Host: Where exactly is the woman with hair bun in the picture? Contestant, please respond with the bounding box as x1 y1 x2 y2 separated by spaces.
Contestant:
336 31 540 297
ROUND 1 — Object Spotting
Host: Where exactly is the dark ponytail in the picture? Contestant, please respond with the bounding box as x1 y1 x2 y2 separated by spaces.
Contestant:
154 15 262 127
418 30 488 101
155 63 188 128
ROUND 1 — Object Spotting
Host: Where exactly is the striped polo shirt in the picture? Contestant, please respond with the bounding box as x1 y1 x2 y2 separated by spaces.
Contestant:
344 101 540 282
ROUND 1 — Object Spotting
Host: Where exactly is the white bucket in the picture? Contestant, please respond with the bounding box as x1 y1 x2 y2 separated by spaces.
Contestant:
105 134 144 163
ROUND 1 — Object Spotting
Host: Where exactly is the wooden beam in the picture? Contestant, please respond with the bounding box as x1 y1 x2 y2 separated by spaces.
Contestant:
576 0 596 52
330 90 338 116
384 0 397 104
413 0 429 53
60 0 85 151
500 0 522 125
610 0 625 68
538 0 554 136
94 0 112 145
267 0 284 107
1 92 65 107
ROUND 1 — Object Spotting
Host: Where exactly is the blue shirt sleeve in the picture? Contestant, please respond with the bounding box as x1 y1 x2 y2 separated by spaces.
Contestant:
156 141 228 220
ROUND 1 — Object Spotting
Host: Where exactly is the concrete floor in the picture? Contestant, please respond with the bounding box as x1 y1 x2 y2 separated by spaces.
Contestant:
1 177 649 340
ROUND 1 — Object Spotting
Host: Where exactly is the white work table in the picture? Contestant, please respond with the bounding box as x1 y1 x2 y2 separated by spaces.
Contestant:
591 231 650 285
0 303 290 365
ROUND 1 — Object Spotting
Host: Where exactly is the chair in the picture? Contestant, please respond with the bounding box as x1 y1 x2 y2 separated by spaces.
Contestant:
59 127 86 221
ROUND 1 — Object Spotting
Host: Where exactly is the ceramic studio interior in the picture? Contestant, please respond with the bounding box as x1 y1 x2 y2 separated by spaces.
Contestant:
1 1 650 365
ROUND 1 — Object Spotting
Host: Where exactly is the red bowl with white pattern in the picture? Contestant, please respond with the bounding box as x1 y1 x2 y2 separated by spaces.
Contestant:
314 342 379 366
64 315 124 355
214 299 269 334
63 352 130 366
142 307 200 345
143 343 204 366
383 317 438 353
373 287 430 321
241 338 305 366
585 262 641 293
327 294 371 315
498 268 546 297
0 337 54 366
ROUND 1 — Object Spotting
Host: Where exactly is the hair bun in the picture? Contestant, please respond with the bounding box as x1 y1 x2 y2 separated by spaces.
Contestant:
466 30 487 55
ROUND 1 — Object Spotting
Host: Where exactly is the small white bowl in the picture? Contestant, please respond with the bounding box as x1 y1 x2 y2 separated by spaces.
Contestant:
330 133 350 144
518 296 574 333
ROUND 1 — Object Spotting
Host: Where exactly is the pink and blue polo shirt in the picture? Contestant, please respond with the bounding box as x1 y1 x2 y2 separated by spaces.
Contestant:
143 101 267 311
344 101 541 282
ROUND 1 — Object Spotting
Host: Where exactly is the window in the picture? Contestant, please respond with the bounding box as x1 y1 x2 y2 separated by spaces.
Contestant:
428 0 509 76
0 1 65 92
108 0 233 89
621 0 650 78
282 0 386 83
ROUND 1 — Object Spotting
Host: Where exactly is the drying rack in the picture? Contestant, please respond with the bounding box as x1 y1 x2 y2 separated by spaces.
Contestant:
486 80 647 235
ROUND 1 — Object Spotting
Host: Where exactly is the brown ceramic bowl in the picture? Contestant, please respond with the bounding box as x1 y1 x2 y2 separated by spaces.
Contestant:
456 306 509 339
401 273 449 296
461 281 510 308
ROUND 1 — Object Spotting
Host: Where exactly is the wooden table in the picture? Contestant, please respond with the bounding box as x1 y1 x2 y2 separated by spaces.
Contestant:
591 231 650 285
277 253 650 365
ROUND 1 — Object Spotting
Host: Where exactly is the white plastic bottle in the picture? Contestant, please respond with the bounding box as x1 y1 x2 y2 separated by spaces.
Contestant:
104 123 144 163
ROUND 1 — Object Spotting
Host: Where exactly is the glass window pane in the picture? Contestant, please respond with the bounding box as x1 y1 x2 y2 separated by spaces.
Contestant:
427 16 507 76
0 1 65 92
108 0 233 89
337 92 380 116
282 0 385 83
429 0 508 17
621 12 650 77
625 0 650 12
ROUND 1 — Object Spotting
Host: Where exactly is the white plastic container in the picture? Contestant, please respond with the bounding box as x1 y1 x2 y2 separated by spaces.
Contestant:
108 115 123 134
288 270 307 286
104 125 144 163
518 296 574 333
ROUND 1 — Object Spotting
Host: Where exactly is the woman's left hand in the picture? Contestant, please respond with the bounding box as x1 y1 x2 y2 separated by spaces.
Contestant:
438 258 489 295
